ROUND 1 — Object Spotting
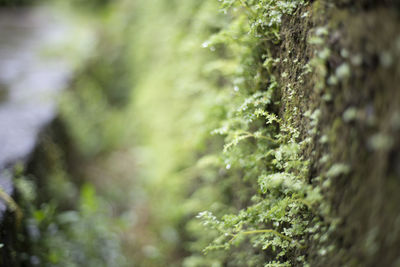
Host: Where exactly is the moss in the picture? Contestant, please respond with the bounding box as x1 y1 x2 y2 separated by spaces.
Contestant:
257 0 400 265
278 2 400 266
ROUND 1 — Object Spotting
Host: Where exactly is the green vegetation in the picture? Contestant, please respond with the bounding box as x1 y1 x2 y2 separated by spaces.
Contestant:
4 3 134 266
1 0 399 266
127 0 322 265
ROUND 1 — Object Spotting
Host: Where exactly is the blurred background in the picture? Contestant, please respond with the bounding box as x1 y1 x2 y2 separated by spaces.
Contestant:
0 0 227 266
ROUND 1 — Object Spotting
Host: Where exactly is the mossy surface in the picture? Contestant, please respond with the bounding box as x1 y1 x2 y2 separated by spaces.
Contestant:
275 1 400 266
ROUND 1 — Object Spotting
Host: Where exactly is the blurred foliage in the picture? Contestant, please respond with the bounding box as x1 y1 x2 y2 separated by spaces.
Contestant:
16 176 129 267
126 0 323 266
11 2 134 267
59 0 134 159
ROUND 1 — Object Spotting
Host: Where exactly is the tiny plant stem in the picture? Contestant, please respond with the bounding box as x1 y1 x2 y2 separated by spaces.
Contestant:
224 132 276 152
238 0 257 16
224 130 278 152
230 229 306 249
242 131 276 142
0 188 23 227
232 229 292 242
